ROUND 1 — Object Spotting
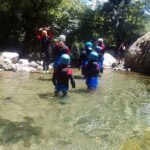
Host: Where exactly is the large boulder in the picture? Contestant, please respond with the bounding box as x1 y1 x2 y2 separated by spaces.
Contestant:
14 59 39 72
125 32 150 74
103 53 117 68
0 51 45 73
14 64 37 73
18 59 29 66
0 56 14 71
0 52 19 71
0 52 19 63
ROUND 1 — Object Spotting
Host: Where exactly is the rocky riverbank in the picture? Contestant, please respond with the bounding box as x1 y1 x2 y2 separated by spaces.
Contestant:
0 51 128 73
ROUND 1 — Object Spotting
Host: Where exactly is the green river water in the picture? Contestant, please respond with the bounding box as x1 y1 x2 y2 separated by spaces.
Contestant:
0 69 150 150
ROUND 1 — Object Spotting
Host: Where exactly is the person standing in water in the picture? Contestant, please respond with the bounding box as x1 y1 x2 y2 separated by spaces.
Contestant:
96 38 105 73
84 51 100 91
95 46 103 74
52 54 75 96
79 42 93 78
37 27 54 73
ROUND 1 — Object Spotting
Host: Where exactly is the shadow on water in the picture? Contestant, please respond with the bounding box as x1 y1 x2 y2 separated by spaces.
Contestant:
38 92 54 100
54 95 71 105
0 97 14 104
38 92 71 105
37 77 52 81
31 72 53 75
121 130 150 150
69 88 89 94
0 97 11 101
74 75 84 80
0 117 42 147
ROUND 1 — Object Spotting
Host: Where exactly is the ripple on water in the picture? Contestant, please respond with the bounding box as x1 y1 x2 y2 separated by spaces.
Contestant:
0 70 150 150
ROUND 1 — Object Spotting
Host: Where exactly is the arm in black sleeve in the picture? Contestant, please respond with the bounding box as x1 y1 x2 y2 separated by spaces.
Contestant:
52 72 57 86
78 54 82 68
70 75 75 88
95 63 100 75
79 51 85 68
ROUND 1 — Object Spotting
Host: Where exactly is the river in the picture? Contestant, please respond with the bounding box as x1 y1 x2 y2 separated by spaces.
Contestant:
0 69 150 150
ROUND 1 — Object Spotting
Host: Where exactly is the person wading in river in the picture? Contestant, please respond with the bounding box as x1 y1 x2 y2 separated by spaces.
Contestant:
96 38 105 73
79 42 93 78
84 51 100 91
52 54 75 96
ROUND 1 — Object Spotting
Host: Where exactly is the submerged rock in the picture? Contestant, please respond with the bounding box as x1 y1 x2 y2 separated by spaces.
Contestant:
125 32 150 74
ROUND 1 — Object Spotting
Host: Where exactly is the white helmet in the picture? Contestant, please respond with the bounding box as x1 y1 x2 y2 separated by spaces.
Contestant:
58 34 66 42
98 38 104 42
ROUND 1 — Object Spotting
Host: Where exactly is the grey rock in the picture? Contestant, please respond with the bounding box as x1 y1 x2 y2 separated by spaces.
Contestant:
125 32 150 74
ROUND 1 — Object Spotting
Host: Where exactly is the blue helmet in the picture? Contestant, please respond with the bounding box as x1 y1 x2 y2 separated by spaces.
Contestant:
89 51 98 61
85 42 92 49
60 54 71 65
95 46 102 52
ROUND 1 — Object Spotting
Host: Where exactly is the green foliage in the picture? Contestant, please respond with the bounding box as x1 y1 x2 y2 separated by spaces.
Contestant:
77 0 148 47
0 0 62 42
0 0 86 51
0 0 149 53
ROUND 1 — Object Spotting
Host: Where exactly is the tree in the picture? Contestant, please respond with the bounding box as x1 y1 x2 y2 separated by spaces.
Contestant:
93 0 146 46
0 0 86 53
0 0 62 48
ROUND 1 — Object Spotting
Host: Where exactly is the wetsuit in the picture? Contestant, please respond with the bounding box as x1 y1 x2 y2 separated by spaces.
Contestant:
52 65 75 95
79 48 93 76
37 35 51 71
84 61 100 90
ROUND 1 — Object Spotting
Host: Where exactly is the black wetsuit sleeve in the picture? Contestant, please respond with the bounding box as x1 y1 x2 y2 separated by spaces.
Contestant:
79 54 82 67
52 73 57 86
70 75 75 88
79 51 85 67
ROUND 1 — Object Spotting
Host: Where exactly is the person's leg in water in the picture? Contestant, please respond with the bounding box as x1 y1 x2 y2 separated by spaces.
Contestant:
45 57 50 73
43 57 46 73
99 57 104 73
54 90 68 97
98 61 102 74
54 90 59 96
62 91 67 96
86 77 99 92
55 85 68 97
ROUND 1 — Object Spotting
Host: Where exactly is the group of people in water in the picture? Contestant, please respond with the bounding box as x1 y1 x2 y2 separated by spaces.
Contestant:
37 27 106 96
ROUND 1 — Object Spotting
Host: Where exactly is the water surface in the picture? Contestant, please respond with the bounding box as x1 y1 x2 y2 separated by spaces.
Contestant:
0 70 150 150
